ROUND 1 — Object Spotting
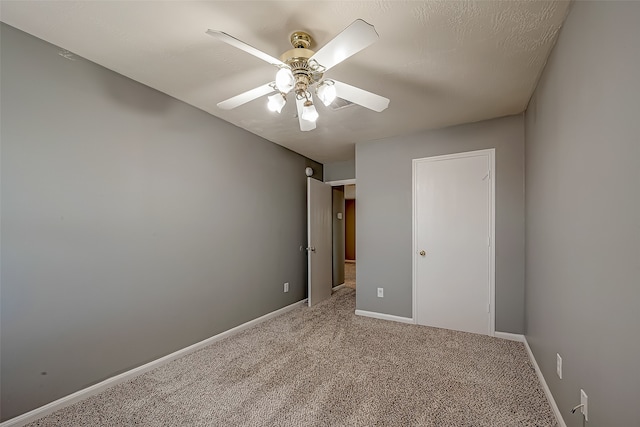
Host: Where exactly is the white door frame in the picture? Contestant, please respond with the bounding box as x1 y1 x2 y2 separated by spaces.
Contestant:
411 149 496 336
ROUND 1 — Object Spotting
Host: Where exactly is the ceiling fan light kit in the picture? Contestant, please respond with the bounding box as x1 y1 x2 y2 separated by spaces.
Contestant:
207 19 390 131
301 100 319 122
267 93 287 113
316 80 337 107
275 68 295 94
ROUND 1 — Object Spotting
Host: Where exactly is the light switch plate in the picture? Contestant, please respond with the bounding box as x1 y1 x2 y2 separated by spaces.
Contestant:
556 353 562 379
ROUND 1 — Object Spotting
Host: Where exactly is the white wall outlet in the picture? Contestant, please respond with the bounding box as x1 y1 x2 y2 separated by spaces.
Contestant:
580 389 588 421
283 282 289 293
377 288 384 298
556 353 562 379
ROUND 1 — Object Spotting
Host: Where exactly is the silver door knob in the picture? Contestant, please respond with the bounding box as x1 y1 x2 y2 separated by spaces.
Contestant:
419 250 426 256
306 247 316 253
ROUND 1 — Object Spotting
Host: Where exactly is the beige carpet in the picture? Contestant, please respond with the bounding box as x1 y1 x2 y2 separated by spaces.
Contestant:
344 261 356 289
28 288 556 426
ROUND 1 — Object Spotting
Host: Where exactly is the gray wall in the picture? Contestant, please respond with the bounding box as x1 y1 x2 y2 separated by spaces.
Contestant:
356 115 525 333
524 2 640 426
331 187 345 287
324 159 355 182
0 24 319 421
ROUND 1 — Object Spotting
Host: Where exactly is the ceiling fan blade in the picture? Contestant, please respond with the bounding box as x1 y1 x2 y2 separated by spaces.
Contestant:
217 83 276 110
332 80 389 112
295 97 316 132
206 30 286 67
309 19 379 72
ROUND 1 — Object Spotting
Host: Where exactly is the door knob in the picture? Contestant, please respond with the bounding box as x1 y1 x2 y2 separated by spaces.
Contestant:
419 250 426 256
306 246 316 253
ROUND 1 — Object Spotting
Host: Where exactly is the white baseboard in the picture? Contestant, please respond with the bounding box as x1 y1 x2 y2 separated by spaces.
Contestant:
522 337 566 427
494 331 525 342
0 298 308 427
332 283 345 291
354 309 414 324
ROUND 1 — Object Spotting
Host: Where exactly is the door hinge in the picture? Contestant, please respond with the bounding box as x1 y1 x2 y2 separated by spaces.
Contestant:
487 303 490 313
487 236 491 246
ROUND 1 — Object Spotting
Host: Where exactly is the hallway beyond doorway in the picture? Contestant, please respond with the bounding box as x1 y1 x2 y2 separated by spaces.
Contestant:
345 261 356 289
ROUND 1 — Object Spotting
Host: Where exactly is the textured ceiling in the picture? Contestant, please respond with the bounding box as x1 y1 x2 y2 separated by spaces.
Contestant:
0 1 571 163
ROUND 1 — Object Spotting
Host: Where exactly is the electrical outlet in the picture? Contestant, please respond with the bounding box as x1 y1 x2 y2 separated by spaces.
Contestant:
377 288 384 298
580 389 588 421
556 353 562 379
283 282 289 293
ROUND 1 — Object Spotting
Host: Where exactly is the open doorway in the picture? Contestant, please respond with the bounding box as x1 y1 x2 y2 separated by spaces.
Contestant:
344 184 356 289
328 181 356 291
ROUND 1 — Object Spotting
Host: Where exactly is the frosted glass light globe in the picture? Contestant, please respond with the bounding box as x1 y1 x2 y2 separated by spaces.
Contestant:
275 68 295 94
267 93 286 113
301 102 319 122
317 82 337 107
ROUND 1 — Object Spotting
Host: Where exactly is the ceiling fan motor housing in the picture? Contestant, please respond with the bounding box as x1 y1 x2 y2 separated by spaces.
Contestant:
290 31 312 49
279 31 325 98
280 49 319 98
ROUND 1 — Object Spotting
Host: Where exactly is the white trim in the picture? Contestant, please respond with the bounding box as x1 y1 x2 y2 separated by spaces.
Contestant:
355 309 414 324
495 333 566 426
523 337 567 427
325 178 355 186
494 331 525 342
307 177 312 307
412 149 496 336
332 283 345 291
0 299 308 427
412 159 418 330
488 150 496 336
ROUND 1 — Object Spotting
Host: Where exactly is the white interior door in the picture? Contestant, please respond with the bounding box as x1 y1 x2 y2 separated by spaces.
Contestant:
307 177 332 307
413 150 494 335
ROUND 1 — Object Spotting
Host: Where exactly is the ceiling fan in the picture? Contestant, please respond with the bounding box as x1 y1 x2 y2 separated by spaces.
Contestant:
206 19 390 132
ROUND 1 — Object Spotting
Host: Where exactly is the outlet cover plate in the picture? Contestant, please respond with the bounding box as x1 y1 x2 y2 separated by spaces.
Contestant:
580 389 588 421
377 288 384 298
284 282 289 293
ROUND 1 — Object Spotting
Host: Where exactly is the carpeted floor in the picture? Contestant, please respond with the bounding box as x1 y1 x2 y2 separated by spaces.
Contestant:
29 288 556 426
344 261 356 289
